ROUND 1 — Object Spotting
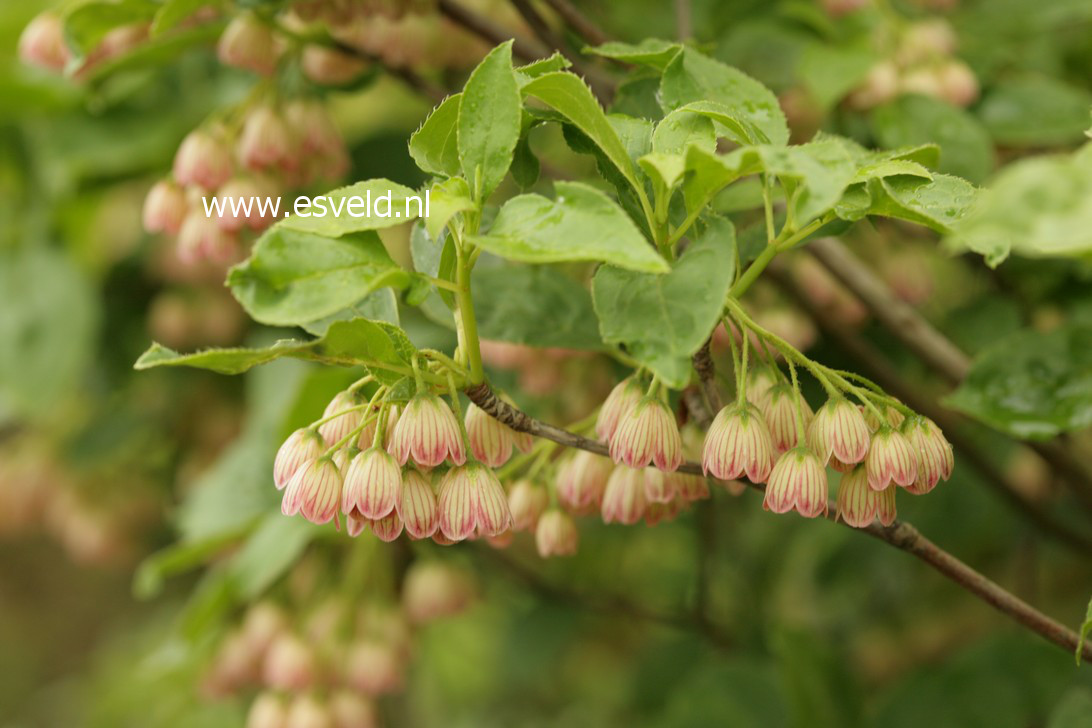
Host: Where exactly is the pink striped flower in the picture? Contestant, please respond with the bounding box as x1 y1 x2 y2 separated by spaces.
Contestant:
701 403 775 483
507 480 548 531
746 366 779 410
465 402 529 467
318 390 365 446
535 509 579 557
342 447 401 520
397 469 439 539
556 450 612 513
642 467 677 504
866 426 918 491
600 465 648 525
344 641 404 697
262 634 315 691
644 497 686 527
238 106 296 172
763 447 828 518
142 180 186 235
763 384 813 454
281 457 342 524
836 464 897 527
301 44 369 85
595 377 644 441
346 514 368 538
388 393 466 469
402 561 474 624
274 428 325 489
369 510 404 543
217 13 277 76
807 398 872 467
437 463 511 541
901 417 954 494
609 397 683 472
669 471 710 502
173 130 234 190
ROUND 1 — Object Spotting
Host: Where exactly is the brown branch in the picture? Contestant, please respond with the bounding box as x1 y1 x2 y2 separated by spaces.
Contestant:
506 0 614 101
465 380 1092 661
437 0 550 62
675 0 692 40
328 39 446 104
540 0 609 46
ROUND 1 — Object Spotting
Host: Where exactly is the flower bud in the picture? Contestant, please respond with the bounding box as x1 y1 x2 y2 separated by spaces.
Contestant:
285 695 333 728
898 19 958 66
329 690 378 728
936 60 979 107
218 13 277 75
763 447 828 518
369 510 404 542
282 456 342 524
212 176 273 232
318 390 364 445
466 402 520 467
206 630 259 695
645 497 685 527
242 602 288 659
176 209 239 264
173 130 234 189
609 396 683 472
397 469 439 539
836 464 896 528
142 180 187 235
669 471 710 502
262 633 316 691
302 44 369 85
388 393 466 468
437 463 511 541
807 398 871 467
274 428 325 489
900 67 944 99
341 446 401 521
402 561 473 623
746 366 779 410
285 99 344 156
556 450 612 513
702 403 775 483
344 641 403 696
600 465 648 525
901 417 953 494
346 514 368 537
247 692 288 728
642 467 676 503
763 384 813 454
18 13 70 72
238 106 296 172
535 509 579 557
595 377 644 441
507 479 548 531
866 426 918 491
848 61 899 110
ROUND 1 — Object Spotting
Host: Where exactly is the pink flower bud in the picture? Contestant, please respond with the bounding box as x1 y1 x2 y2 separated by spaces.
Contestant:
595 377 644 441
238 106 296 172
242 602 289 659
388 393 466 468
764 447 828 518
318 390 365 446
346 513 368 537
342 447 401 520
301 44 369 85
18 13 69 72
173 130 233 189
285 695 333 728
642 467 676 503
466 402 520 467
176 209 240 264
401 560 473 623
746 366 779 410
702 403 776 483
763 384 813 454
535 509 579 557
936 60 979 107
848 61 900 110
900 67 944 100
901 417 953 494
142 180 187 234
206 629 259 695
285 99 344 156
645 497 685 527
282 457 342 524
329 690 378 728
898 19 958 66
369 510 404 542
507 479 547 531
212 177 266 232
866 426 918 491
669 471 710 502
836 464 896 528
807 398 871 467
437 463 511 541
247 692 288 728
274 428 325 489
556 450 612 513
262 633 316 691
218 14 277 76
344 641 403 696
397 469 439 539
600 465 648 525
609 397 683 472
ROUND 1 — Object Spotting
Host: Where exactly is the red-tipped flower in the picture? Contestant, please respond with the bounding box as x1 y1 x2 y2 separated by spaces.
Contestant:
595 377 643 441
281 456 342 524
609 396 683 472
763 447 828 518
465 402 529 467
218 13 277 76
397 469 439 539
902 416 954 494
808 397 871 467
535 509 579 557
173 129 233 189
274 428 325 489
556 450 612 513
142 180 187 235
369 511 404 542
836 464 896 527
238 106 296 172
437 463 511 541
701 403 775 483
318 390 364 446
342 447 401 520
600 465 648 525
507 480 547 531
388 393 466 469
866 426 917 491
763 384 813 454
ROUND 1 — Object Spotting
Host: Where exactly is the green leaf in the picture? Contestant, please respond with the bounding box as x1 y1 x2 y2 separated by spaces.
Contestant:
1076 596 1092 666
514 52 572 84
1048 686 1092 726
469 181 668 272
979 77 1092 148
651 108 716 156
410 94 462 178
586 38 682 70
411 221 456 309
522 72 645 199
798 42 875 110
458 41 521 200
151 0 213 36
301 288 399 337
424 177 474 240
228 228 412 327
63 0 157 56
660 48 789 146
944 324 1092 440
838 174 977 233
133 527 250 599
472 265 604 351
278 179 422 237
230 515 321 599
592 217 736 387
135 318 417 384
511 135 540 190
871 95 994 184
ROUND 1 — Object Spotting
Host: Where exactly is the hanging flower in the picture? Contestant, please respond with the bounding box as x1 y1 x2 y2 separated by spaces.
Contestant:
317 390 364 446
465 402 528 467
173 129 233 190
763 384 813 454
763 447 828 518
397 469 439 539
217 13 277 76
866 426 918 491
701 403 775 483
595 377 644 441
836 464 897 527
609 396 683 472
556 450 612 513
369 511 404 543
808 397 871 467
281 456 342 525
507 480 548 531
342 447 402 520
535 509 579 557
273 428 325 489
902 416 954 494
600 465 648 525
388 393 466 469
437 463 511 541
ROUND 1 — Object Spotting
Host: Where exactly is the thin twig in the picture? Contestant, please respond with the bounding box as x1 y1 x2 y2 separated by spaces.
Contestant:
506 0 614 101
464 380 1092 661
328 39 446 104
675 0 692 41
540 0 609 46
437 0 549 62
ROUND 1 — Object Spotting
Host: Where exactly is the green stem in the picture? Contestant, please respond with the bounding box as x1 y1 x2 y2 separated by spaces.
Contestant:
728 215 830 299
786 357 808 446
456 252 485 385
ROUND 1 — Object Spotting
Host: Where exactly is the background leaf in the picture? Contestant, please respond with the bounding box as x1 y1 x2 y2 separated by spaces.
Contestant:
458 42 521 200
410 94 462 178
278 179 422 237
